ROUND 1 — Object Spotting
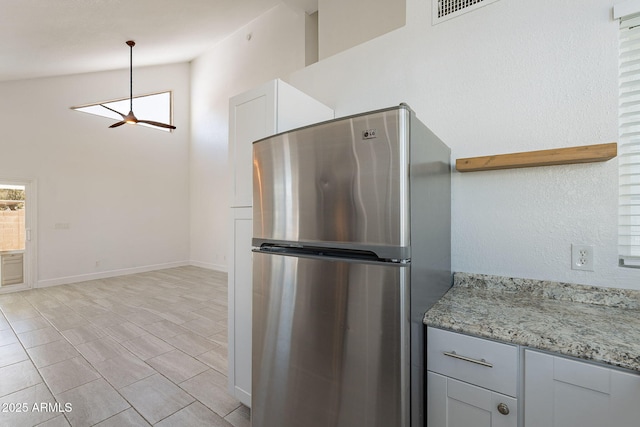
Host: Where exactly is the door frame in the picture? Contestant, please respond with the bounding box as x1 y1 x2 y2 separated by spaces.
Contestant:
0 177 37 293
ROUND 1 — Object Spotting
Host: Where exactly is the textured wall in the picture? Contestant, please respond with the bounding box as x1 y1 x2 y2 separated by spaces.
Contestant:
188 0 637 288
318 0 406 59
290 0 637 288
189 4 308 271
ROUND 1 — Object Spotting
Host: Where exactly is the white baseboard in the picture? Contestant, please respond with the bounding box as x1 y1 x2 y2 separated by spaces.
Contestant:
35 261 190 288
189 260 228 273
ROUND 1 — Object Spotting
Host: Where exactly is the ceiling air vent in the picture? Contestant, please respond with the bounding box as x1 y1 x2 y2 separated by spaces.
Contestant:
433 0 499 25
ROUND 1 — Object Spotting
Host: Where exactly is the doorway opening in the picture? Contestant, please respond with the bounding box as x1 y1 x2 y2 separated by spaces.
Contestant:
0 182 31 291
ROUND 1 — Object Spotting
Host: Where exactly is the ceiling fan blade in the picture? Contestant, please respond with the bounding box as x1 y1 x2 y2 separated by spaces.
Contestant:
137 120 176 130
109 121 127 128
100 104 126 118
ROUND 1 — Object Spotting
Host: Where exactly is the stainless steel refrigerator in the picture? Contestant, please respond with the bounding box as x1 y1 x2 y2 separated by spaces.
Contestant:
252 104 451 427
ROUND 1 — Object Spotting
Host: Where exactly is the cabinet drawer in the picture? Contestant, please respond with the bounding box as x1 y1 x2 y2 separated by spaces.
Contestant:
427 327 518 397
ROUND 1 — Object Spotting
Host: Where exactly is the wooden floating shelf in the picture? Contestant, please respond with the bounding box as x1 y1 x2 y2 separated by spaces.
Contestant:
455 142 618 173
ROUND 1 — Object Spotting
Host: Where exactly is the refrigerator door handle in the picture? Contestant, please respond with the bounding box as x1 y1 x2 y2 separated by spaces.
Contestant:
254 244 409 264
254 241 410 264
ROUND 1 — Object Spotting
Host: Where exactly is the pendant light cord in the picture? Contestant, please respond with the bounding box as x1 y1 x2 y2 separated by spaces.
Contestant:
129 42 133 112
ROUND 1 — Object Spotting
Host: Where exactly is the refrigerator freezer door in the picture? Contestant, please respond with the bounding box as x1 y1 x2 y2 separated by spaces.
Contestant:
253 107 410 255
252 251 410 427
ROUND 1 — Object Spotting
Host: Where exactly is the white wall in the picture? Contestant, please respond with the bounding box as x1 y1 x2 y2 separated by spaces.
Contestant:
189 0 637 289
289 0 636 288
0 63 191 286
2 0 628 291
318 0 406 59
189 4 307 271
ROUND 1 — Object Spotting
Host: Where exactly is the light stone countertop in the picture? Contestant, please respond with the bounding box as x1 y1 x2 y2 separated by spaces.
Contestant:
423 272 640 372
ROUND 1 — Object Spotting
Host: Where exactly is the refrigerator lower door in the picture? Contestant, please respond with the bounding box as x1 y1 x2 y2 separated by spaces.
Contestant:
252 251 410 427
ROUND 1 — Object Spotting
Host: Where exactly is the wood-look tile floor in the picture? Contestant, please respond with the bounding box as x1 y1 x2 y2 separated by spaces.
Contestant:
0 266 249 427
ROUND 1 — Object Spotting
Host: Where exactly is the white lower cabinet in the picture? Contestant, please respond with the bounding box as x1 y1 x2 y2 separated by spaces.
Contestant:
427 327 640 427
427 327 518 427
524 349 640 427
228 207 253 406
428 372 518 427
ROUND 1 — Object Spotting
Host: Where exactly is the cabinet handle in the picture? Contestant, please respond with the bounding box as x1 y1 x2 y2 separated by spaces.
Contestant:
497 403 510 415
442 351 493 368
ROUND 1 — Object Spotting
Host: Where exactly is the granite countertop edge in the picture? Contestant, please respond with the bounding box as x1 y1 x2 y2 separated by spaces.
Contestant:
423 272 640 373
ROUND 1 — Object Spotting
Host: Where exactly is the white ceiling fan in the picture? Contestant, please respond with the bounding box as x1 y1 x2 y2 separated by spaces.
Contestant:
102 41 176 130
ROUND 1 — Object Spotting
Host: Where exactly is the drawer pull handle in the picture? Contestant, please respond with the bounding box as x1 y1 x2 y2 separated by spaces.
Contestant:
443 351 493 368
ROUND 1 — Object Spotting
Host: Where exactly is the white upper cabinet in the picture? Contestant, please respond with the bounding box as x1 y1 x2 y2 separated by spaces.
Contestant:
228 78 334 208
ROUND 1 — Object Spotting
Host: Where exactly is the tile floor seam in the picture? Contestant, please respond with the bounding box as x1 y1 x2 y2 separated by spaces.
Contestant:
0 307 57 395
94 379 152 426
114 359 230 422
0 267 245 427
0 307 75 426
142 399 189 426
83 406 144 427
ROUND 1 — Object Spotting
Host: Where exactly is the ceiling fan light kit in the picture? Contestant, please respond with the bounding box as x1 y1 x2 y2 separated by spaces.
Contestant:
104 40 176 131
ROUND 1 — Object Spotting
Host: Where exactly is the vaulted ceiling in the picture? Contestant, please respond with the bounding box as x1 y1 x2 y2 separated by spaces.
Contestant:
0 0 316 82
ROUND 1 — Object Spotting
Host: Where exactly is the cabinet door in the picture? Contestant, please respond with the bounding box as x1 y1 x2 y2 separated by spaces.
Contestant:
228 207 253 406
229 82 277 208
524 350 640 427
427 372 517 427
227 80 332 408
228 79 333 208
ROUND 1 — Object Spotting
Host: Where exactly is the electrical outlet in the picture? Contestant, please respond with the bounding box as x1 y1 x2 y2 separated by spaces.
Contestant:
571 244 594 271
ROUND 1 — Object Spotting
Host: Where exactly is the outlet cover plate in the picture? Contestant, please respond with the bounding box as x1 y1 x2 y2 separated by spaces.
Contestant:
571 244 594 271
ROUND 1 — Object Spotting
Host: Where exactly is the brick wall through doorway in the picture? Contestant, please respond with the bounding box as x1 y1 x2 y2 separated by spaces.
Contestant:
0 209 25 251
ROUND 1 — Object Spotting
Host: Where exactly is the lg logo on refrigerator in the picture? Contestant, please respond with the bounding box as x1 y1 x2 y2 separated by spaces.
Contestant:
362 129 377 140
